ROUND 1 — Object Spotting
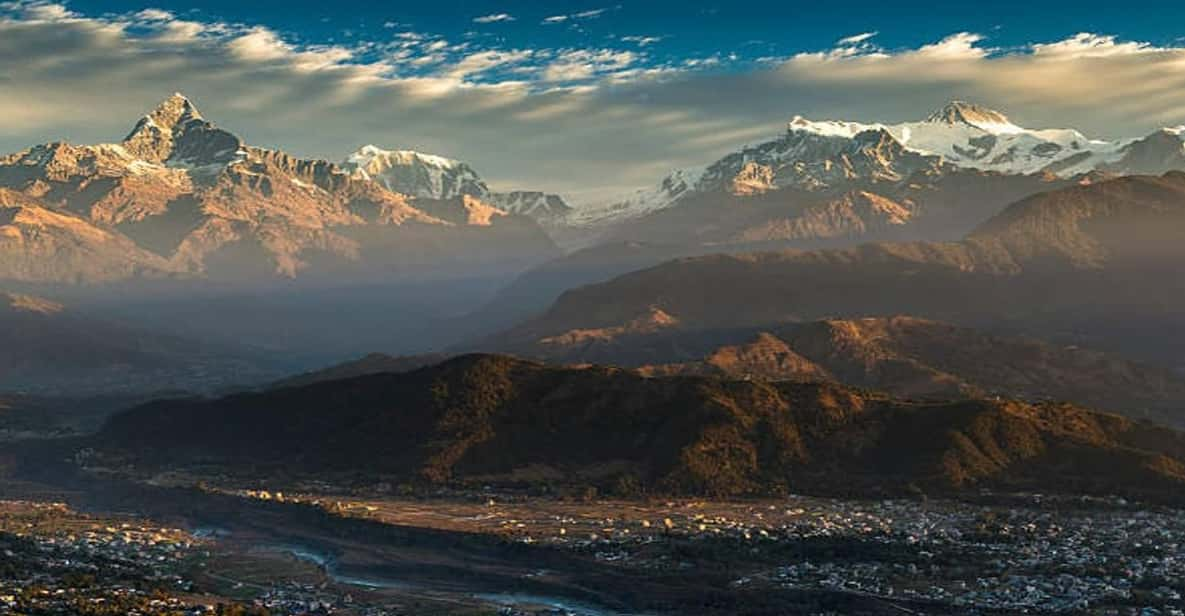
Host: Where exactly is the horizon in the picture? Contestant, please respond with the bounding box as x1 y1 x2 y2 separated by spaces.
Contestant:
5 3 1185 615
3 0 1185 202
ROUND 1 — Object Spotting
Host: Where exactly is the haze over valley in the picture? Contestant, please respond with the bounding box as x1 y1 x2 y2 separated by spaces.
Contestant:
4 1 1185 613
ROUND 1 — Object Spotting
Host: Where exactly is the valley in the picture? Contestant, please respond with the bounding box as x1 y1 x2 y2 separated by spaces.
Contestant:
2 66 1184 615
4 451 1185 615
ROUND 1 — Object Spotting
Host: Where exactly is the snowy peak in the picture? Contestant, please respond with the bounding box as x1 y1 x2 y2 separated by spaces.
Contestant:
568 166 706 227
925 101 1006 124
787 115 874 138
342 145 572 224
924 101 1021 134
123 93 204 146
851 127 908 157
349 145 464 171
121 93 243 166
343 145 488 200
583 103 1168 228
486 191 572 221
150 92 203 128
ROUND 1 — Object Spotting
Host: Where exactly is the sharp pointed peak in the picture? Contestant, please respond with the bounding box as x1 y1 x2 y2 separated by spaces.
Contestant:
123 92 207 145
928 100 1002 116
120 92 243 164
150 92 203 122
924 100 1018 131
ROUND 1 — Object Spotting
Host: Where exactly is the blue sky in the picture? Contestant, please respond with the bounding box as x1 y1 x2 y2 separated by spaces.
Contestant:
3 0 1185 200
69 1 1185 57
66 0 1185 81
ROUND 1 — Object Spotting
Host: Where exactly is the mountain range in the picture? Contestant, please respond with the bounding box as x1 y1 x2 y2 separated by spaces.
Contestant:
344 145 573 225
302 315 1185 428
627 317 1185 426
575 101 1185 232
485 171 1185 370
459 102 1185 328
4 95 1184 403
96 354 1185 502
17 165 1175 398
5 98 1183 285
0 93 561 284
10 94 1185 508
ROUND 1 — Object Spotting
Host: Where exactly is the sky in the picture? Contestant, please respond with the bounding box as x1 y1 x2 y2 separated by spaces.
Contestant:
3 0 1185 203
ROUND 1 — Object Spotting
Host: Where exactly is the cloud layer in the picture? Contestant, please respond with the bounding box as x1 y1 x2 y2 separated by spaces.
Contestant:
2 1 1184 203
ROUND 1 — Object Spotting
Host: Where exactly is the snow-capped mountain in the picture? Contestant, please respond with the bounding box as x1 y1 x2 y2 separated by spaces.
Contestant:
345 146 489 200
574 102 1185 228
343 145 572 224
485 191 573 221
568 167 705 227
0 94 560 283
121 92 246 170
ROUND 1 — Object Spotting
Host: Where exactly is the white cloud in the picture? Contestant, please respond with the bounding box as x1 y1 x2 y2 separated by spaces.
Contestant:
621 35 663 47
446 49 534 79
542 49 637 82
472 13 515 24
1 2 1185 202
1032 32 1158 58
915 32 988 60
226 27 291 62
134 8 174 22
9 1 73 21
542 9 607 24
837 31 877 45
152 19 209 43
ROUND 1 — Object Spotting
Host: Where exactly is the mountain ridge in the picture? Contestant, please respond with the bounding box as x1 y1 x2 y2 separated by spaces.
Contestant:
344 144 574 225
573 101 1185 230
95 354 1185 501
483 171 1185 368
0 94 561 283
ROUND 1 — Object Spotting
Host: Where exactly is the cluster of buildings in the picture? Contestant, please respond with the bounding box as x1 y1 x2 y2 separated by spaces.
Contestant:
476 494 1185 613
754 497 1185 613
0 502 208 614
253 582 362 614
8 491 1184 614
0 500 371 615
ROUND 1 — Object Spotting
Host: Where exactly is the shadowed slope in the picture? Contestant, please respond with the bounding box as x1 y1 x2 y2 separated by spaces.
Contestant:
485 172 1185 366
99 355 1185 501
